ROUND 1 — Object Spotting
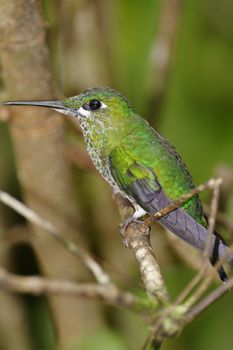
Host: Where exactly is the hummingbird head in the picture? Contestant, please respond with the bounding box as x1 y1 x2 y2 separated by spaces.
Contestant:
63 87 135 152
63 87 134 126
2 87 136 153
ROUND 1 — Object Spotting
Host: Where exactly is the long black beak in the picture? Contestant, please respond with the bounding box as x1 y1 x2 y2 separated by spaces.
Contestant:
1 100 65 110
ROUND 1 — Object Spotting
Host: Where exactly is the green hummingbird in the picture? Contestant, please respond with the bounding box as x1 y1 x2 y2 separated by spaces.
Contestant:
2 87 231 281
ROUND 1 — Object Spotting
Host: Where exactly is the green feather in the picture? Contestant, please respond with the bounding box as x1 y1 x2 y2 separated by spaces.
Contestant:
64 87 206 226
109 115 206 226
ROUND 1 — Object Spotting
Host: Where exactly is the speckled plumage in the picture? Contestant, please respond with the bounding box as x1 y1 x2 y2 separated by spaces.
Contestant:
63 88 231 282
64 87 206 226
3 87 231 281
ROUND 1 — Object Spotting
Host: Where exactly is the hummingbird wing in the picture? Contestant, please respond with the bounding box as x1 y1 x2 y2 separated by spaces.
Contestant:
109 154 229 269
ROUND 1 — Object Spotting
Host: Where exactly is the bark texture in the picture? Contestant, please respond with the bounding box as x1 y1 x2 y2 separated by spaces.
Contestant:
0 0 103 347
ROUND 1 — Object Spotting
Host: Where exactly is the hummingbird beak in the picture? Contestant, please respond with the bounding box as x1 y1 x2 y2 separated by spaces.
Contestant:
1 100 65 110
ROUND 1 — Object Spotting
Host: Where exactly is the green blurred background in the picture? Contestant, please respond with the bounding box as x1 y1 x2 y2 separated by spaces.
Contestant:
0 0 233 349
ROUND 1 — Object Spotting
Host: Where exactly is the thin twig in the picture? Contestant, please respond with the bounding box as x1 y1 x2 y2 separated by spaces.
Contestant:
0 267 140 311
165 233 206 272
204 178 222 258
0 190 110 285
144 177 232 343
173 266 208 307
147 261 232 345
183 245 233 310
143 334 163 350
185 276 233 322
205 206 233 236
145 178 221 226
149 272 233 341
115 178 222 303
173 178 222 306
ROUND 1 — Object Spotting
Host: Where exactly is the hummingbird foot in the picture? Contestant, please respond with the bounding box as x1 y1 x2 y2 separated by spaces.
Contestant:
119 216 144 247
119 203 148 247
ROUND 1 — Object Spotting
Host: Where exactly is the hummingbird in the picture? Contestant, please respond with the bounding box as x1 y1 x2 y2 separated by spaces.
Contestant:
2 87 231 281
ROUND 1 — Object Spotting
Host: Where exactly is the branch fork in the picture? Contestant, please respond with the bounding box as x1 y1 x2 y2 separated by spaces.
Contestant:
0 177 232 349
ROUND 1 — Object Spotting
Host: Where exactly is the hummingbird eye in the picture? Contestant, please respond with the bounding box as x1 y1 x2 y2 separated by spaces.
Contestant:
83 99 101 111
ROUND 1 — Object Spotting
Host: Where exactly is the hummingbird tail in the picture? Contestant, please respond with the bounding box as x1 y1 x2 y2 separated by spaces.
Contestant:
157 210 231 282
209 231 229 282
121 173 231 282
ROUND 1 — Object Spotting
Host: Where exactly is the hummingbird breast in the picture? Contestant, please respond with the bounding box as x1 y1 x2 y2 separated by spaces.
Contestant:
79 118 120 192
79 116 141 211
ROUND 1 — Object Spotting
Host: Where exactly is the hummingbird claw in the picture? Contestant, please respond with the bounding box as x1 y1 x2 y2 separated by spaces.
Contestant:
119 216 134 235
119 217 144 247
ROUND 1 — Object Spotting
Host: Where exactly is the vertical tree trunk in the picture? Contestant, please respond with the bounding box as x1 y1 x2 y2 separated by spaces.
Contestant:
0 0 103 347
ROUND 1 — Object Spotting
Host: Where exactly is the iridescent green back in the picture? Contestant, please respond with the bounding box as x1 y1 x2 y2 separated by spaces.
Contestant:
64 87 206 227
109 113 206 227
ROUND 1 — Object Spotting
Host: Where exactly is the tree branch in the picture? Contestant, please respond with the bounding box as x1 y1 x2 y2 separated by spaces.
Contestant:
0 267 142 312
145 178 222 226
140 177 233 345
204 176 221 258
115 194 169 304
0 0 104 342
185 276 233 322
0 181 232 348
0 190 110 286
